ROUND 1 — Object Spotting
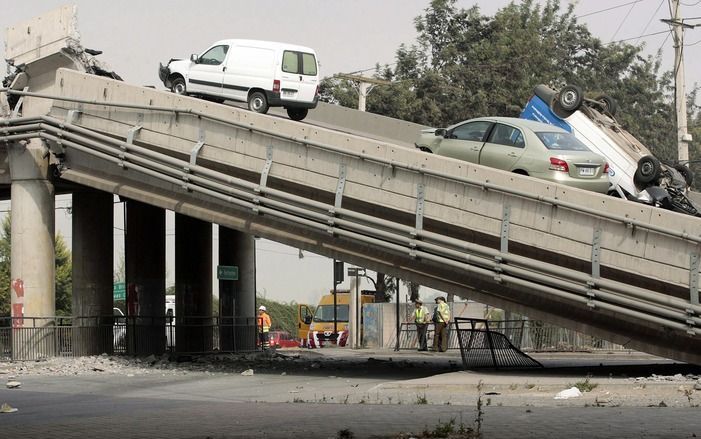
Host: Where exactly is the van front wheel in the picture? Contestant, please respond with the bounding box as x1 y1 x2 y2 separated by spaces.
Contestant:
171 77 187 95
248 92 269 114
287 108 308 121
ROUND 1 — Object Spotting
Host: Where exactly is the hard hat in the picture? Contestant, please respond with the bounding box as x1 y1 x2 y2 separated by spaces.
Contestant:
259 305 266 311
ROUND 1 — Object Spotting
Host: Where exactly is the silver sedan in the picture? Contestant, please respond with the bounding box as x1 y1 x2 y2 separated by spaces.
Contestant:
415 117 610 193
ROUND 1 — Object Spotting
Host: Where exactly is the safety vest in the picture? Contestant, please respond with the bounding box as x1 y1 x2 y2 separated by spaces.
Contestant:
258 312 271 332
437 302 450 323
414 306 429 324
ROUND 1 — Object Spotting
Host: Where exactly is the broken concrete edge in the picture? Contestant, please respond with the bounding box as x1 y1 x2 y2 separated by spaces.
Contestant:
2 3 122 113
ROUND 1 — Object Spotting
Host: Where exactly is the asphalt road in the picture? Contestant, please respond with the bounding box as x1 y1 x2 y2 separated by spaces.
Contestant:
1 350 701 438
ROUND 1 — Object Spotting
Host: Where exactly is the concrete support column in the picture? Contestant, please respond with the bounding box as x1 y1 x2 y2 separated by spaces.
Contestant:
125 201 166 355
8 140 54 359
219 227 256 352
175 214 212 354
72 190 113 355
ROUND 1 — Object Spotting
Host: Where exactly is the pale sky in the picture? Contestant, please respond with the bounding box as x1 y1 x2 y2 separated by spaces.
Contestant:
2 0 701 305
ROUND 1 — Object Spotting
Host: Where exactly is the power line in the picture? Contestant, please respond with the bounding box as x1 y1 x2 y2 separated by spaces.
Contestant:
576 0 645 19
609 29 671 43
657 29 674 51
636 0 667 44
611 1 640 42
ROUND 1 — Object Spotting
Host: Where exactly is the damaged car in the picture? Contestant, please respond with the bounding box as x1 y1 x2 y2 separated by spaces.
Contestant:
521 84 699 217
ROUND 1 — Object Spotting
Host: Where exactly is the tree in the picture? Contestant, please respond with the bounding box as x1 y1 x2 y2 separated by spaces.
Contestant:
54 233 72 316
322 0 680 163
0 214 72 317
0 216 10 317
257 296 300 336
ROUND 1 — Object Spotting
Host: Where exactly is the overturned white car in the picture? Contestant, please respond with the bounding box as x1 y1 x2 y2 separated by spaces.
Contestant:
521 84 699 217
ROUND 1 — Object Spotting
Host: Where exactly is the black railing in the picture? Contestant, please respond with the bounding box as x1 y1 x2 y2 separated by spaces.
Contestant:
453 318 542 369
0 315 258 361
395 319 627 352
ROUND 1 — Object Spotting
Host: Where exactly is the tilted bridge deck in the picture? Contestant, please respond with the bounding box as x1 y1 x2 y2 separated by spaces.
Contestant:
2 68 700 363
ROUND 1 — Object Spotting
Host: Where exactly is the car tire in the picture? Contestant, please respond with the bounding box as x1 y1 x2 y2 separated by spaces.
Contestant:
634 155 662 185
551 98 575 119
287 108 308 121
596 95 618 116
171 77 187 95
674 164 694 187
558 85 583 112
248 91 269 114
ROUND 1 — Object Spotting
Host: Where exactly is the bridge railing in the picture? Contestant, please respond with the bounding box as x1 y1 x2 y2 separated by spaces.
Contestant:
393 320 629 352
0 316 259 361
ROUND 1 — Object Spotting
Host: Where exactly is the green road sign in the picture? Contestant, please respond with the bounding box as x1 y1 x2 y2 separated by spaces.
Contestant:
217 265 239 280
113 282 126 300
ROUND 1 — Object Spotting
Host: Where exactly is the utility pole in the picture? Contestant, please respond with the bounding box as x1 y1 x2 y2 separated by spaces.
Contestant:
335 74 391 112
663 1 695 164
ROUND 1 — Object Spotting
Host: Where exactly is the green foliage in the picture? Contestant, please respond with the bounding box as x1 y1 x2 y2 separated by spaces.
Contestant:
0 216 10 317
257 296 308 337
0 214 72 317
55 233 72 316
322 0 690 167
573 377 598 392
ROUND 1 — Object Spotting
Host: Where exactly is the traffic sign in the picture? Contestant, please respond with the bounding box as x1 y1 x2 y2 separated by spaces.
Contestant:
217 265 239 280
113 282 126 300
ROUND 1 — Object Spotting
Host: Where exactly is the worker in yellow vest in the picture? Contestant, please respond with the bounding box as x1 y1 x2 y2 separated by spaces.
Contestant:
413 299 430 351
257 305 272 350
432 297 451 352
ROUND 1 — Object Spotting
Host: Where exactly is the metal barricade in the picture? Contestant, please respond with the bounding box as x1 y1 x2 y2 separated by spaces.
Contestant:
454 318 542 369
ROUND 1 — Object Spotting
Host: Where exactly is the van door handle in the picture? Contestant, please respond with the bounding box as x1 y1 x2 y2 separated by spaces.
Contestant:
508 152 518 157
222 66 226 72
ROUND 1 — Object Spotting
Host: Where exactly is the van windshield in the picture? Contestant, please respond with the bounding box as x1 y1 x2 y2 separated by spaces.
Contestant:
282 50 317 76
313 304 348 322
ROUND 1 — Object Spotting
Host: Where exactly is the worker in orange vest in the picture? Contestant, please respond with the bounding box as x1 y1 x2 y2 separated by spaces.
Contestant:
257 305 272 350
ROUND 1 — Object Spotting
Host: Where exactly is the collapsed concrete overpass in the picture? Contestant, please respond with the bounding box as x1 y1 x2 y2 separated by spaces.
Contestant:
2 5 700 363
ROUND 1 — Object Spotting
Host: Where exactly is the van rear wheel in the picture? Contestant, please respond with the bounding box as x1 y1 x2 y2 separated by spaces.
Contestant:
248 91 269 114
634 155 662 185
287 108 308 121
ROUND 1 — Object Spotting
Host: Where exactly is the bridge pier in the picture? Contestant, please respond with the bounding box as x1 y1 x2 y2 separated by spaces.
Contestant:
125 201 166 355
72 189 113 355
175 214 213 353
8 140 55 358
219 227 256 351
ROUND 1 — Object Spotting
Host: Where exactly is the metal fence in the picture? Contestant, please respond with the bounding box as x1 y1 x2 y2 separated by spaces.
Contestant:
453 318 542 369
395 319 628 352
0 316 259 361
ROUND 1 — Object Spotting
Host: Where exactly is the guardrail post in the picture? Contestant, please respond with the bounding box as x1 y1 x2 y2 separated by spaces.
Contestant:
691 253 699 305
409 182 425 258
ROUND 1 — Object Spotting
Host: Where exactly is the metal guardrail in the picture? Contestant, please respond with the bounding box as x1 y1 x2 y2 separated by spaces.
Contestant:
395 319 629 353
0 316 258 361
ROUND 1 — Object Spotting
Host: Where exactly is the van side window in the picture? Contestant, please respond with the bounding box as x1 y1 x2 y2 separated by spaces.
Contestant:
282 51 318 76
282 51 299 74
199 45 229 65
301 53 317 76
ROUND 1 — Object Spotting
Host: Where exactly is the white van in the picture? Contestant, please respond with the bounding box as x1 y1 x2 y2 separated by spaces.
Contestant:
159 39 319 121
521 84 700 217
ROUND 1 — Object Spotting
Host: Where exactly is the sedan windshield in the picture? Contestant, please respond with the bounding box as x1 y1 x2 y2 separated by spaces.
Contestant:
313 304 349 322
535 132 591 151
